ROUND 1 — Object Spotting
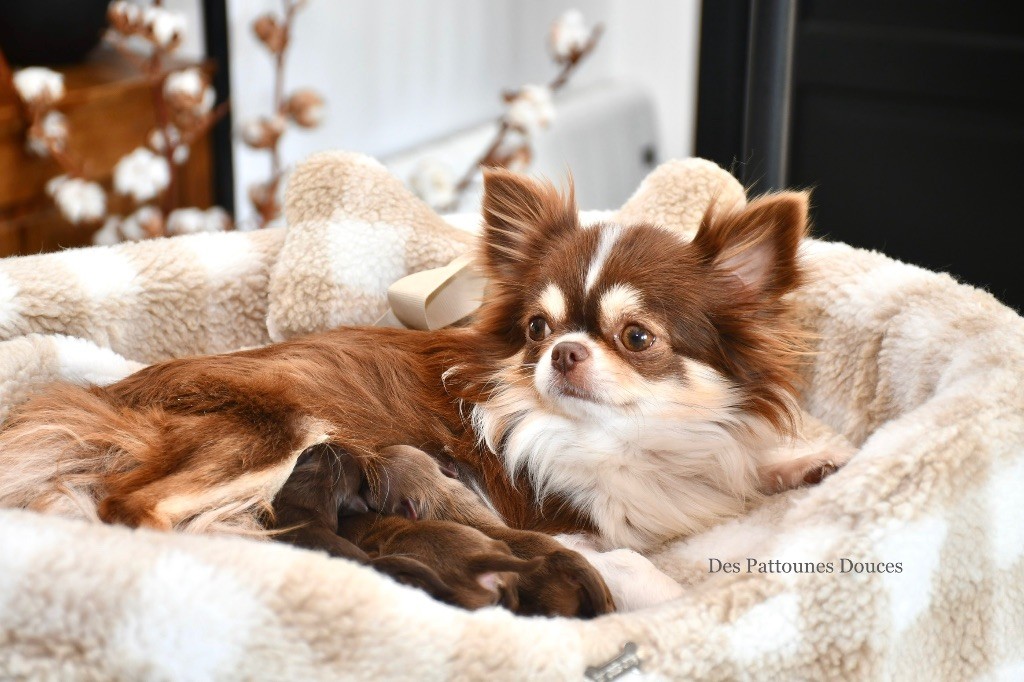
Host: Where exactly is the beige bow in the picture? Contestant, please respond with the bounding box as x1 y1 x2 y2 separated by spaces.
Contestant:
380 254 486 330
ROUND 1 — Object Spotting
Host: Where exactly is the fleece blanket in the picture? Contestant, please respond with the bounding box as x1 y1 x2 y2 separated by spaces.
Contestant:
1 152 1022 680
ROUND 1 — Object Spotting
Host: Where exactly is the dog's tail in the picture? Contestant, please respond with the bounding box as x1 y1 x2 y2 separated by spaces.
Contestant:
0 383 272 536
0 383 141 522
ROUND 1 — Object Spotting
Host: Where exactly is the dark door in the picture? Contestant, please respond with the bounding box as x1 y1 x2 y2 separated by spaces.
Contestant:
696 0 1024 312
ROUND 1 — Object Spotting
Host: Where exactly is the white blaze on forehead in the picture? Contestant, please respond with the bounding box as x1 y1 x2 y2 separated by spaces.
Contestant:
538 282 567 323
599 283 642 326
584 224 624 293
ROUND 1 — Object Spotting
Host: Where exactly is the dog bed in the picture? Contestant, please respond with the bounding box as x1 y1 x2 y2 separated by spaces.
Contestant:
0 152 1021 680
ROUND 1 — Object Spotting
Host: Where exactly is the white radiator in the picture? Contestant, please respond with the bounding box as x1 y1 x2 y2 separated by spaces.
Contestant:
384 80 660 211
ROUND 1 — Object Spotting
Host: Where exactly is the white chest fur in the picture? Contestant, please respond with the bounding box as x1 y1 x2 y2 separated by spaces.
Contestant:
473 395 776 552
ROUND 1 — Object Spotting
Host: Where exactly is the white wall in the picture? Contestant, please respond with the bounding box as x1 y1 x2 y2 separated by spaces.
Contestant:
608 0 702 165
221 0 701 221
165 0 205 61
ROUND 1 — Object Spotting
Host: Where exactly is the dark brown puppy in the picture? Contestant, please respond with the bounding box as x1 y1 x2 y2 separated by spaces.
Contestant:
271 443 458 604
274 442 593 615
350 444 613 617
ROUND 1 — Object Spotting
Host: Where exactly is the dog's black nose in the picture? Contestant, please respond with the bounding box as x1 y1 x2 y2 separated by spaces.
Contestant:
551 341 590 374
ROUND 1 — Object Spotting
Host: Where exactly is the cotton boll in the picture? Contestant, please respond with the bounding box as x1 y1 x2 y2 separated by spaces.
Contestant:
202 207 232 232
240 116 285 149
164 68 204 99
120 206 163 241
248 180 280 219
248 182 272 208
198 86 216 115
108 1 143 34
92 217 123 246
164 69 217 129
173 146 190 165
549 10 590 62
45 174 68 196
408 159 456 210
504 84 556 136
49 177 106 224
285 89 325 128
166 207 230 236
494 130 533 172
26 110 69 157
148 127 189 165
142 7 186 49
12 67 65 108
252 14 287 54
148 126 179 151
114 148 170 202
166 208 202 235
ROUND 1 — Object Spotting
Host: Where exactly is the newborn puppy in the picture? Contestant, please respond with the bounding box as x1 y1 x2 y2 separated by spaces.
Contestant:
339 513 540 611
346 444 612 617
273 442 541 611
271 443 455 602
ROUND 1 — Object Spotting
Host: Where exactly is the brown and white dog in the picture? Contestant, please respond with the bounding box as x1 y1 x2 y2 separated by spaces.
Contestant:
0 169 846 613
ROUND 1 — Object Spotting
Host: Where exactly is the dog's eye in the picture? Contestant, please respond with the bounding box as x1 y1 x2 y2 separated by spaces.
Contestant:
527 316 551 341
620 324 654 352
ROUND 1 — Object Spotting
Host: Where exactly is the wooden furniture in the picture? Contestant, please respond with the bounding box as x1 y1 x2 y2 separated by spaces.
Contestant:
0 47 213 256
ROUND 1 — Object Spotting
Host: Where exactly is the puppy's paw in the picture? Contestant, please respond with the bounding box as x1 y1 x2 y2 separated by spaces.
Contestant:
516 548 615 618
801 461 838 485
362 445 442 518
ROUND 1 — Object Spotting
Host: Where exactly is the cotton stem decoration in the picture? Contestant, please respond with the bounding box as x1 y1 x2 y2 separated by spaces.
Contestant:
411 10 602 212
0 49 106 225
0 1 231 246
244 0 325 227
101 0 231 242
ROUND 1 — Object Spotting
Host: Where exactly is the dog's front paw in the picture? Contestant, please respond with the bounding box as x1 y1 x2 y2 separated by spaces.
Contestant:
580 548 685 612
761 453 845 493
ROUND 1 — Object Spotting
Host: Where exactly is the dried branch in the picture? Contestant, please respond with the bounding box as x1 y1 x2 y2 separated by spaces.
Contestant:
443 22 604 210
1 45 88 181
247 0 322 227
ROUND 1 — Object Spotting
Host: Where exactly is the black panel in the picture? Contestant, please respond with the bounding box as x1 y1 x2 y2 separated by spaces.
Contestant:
203 0 235 214
800 0 1024 37
791 91 1023 305
789 1 1024 310
742 0 797 190
696 0 1024 310
695 0 752 175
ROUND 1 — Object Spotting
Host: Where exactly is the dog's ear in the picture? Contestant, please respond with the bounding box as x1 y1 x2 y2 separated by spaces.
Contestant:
479 168 578 281
692 191 809 299
370 555 457 602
